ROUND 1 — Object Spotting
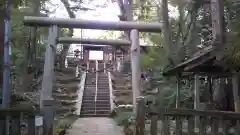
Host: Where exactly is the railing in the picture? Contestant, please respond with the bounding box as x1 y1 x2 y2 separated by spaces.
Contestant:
94 60 98 114
135 97 240 135
108 71 115 111
0 107 40 135
86 61 89 73
75 65 79 77
104 61 106 73
75 71 87 115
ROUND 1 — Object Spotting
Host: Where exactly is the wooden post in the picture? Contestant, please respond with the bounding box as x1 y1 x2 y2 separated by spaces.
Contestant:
232 72 240 112
130 29 141 113
176 75 181 108
28 115 36 135
11 115 21 135
194 74 200 131
135 97 145 135
175 75 181 135
232 72 240 134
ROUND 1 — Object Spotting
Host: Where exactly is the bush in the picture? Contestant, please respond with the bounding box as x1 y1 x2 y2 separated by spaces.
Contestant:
114 111 135 135
114 111 135 126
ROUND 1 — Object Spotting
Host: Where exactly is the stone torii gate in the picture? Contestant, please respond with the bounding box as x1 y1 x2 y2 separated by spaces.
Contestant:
23 16 162 134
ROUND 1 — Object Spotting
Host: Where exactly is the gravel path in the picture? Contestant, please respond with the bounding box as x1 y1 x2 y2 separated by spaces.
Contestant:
67 117 124 135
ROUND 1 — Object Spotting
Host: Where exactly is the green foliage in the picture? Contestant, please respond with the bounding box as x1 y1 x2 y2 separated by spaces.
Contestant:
56 116 78 133
114 111 135 126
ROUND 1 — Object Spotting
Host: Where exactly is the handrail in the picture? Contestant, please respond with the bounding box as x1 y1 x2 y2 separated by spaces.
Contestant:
95 60 98 102
94 60 98 114
108 71 115 111
104 61 106 73
86 61 89 73
76 72 87 115
75 65 79 77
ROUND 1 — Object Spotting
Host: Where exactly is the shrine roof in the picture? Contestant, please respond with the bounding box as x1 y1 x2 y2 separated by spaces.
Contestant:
162 45 224 76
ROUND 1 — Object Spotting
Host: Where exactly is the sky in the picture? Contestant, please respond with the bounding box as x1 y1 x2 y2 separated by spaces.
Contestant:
48 0 178 60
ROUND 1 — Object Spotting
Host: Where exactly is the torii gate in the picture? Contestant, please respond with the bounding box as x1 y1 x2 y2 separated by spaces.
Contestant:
23 16 162 134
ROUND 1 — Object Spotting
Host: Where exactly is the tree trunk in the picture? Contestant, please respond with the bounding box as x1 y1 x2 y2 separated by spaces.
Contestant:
116 0 132 56
176 1 185 62
60 0 75 69
0 7 4 98
160 0 175 64
29 0 41 67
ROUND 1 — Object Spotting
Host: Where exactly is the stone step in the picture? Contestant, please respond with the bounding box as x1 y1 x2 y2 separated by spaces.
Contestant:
97 86 109 88
98 79 108 81
97 87 109 89
83 93 109 96
84 87 96 89
82 95 109 99
85 82 96 84
82 102 110 107
97 85 108 87
83 96 109 100
80 109 110 115
84 88 96 90
86 91 109 94
98 84 108 85
96 93 110 95
97 80 108 82
82 99 109 103
96 94 110 96
84 90 109 93
79 113 109 117
97 90 110 92
98 79 108 80
81 103 110 108
97 84 109 86
96 91 109 93
81 107 110 111
98 83 108 85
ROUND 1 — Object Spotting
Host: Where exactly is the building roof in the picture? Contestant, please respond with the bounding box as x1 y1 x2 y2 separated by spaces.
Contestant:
162 45 224 76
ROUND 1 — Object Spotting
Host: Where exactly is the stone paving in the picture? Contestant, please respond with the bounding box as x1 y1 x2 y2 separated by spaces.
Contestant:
67 117 124 135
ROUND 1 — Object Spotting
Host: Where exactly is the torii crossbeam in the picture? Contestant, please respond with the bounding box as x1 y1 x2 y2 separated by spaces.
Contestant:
23 16 162 32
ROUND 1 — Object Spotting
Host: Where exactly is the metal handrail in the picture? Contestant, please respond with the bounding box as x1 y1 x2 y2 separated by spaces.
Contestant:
94 60 98 114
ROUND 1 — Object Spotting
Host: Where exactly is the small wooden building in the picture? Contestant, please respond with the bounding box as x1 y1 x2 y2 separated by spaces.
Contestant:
162 45 239 112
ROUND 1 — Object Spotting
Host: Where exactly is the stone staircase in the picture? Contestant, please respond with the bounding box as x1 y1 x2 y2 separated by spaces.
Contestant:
80 61 110 117
96 72 111 115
